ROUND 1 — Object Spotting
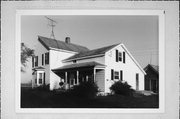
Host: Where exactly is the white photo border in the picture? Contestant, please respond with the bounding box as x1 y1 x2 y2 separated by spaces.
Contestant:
15 10 165 113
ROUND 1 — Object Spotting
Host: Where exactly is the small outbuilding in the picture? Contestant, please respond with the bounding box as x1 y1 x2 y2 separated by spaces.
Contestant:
144 64 159 93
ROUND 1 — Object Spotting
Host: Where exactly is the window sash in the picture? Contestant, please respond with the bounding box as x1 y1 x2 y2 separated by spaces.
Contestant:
119 52 122 61
114 71 119 79
39 78 42 84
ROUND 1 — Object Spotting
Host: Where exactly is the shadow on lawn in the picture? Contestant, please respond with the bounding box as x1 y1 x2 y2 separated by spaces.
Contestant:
21 87 159 108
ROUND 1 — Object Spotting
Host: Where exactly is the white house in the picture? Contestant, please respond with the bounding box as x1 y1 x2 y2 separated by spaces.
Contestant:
32 36 146 93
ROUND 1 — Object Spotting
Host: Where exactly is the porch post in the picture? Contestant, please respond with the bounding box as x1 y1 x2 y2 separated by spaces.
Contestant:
37 72 39 85
93 68 96 82
77 70 79 85
65 72 67 84
149 79 151 91
86 75 88 82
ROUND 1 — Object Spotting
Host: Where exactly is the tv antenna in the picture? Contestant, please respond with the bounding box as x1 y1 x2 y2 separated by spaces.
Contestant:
45 16 57 39
150 52 152 64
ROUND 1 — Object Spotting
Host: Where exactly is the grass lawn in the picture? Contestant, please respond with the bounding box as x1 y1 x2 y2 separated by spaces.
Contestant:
21 88 159 108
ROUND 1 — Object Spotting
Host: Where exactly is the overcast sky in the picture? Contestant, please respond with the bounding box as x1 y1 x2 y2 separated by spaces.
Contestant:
21 15 158 68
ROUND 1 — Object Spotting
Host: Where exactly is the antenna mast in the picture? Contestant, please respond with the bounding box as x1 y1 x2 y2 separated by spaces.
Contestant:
150 52 152 64
45 16 57 39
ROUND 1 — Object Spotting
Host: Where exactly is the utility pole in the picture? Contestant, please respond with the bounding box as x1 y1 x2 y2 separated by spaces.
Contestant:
45 16 57 39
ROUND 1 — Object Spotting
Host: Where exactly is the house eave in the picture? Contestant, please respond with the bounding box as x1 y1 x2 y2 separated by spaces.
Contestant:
49 47 78 54
121 44 147 75
63 54 105 62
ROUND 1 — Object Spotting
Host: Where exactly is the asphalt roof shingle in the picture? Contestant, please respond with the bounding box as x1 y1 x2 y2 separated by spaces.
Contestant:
52 61 105 71
64 43 119 61
144 64 159 74
38 36 89 53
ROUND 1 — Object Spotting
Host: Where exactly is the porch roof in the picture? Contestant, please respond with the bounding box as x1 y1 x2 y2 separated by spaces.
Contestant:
32 66 45 71
52 61 105 72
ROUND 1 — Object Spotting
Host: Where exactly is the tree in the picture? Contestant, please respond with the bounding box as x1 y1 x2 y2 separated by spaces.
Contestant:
21 43 34 72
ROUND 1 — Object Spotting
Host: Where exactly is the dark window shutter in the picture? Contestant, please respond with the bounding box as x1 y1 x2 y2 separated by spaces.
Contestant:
35 56 38 67
47 52 49 64
120 70 123 81
42 54 44 65
37 56 38 66
111 69 114 80
136 73 139 80
45 52 49 65
43 73 45 85
32 57 34 67
116 50 119 62
123 52 126 63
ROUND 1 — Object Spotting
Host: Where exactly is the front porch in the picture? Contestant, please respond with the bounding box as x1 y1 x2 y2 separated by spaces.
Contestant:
32 66 46 88
52 62 106 91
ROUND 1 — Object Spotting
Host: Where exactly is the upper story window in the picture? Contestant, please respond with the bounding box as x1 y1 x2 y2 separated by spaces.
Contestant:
116 50 125 63
45 52 49 65
119 52 122 61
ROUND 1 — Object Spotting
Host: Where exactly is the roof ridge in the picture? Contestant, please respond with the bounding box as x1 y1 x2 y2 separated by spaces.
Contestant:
38 35 89 49
38 36 89 53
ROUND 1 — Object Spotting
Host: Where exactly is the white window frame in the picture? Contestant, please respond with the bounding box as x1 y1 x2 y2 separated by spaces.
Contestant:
114 71 119 79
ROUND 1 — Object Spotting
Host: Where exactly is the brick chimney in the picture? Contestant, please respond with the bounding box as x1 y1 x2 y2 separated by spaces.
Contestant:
65 37 70 44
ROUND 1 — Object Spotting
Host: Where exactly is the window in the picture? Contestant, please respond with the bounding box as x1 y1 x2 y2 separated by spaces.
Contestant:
35 56 38 67
114 71 119 79
119 52 122 61
35 79 37 84
45 52 49 65
136 73 139 90
73 60 77 63
39 73 43 84
115 50 123 62
42 54 44 65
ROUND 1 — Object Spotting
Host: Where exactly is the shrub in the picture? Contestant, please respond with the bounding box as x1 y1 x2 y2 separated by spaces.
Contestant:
69 82 98 98
110 81 134 96
34 84 50 92
59 82 64 86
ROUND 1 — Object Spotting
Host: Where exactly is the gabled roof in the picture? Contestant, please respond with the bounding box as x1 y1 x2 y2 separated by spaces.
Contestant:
144 64 159 74
38 36 89 53
63 44 119 61
52 61 105 72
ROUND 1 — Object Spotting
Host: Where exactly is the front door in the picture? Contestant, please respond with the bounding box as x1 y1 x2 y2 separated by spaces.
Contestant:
136 73 139 90
37 71 45 86
151 79 157 93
